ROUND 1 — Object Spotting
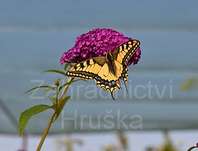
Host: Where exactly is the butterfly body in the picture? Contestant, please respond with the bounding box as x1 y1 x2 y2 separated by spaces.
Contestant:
66 39 140 99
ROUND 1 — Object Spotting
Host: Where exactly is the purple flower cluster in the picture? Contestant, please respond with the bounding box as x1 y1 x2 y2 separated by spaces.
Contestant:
60 28 141 66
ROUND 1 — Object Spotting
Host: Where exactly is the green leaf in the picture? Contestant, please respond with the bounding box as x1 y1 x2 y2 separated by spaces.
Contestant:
54 96 70 121
45 69 67 76
180 78 198 91
18 104 52 136
25 85 55 94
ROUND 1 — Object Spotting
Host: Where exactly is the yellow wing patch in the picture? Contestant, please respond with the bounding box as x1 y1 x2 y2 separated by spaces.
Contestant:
98 63 118 81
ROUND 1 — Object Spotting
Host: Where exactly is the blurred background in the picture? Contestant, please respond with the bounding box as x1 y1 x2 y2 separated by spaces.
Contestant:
0 0 198 150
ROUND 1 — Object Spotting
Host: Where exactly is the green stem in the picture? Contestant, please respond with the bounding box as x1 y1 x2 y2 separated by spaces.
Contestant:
36 77 74 151
36 112 56 151
61 78 74 98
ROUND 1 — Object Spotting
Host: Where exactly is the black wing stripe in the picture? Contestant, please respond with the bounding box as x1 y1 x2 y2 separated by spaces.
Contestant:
122 40 140 65
67 70 120 92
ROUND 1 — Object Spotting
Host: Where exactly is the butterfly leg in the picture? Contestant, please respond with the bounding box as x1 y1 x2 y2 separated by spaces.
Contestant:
110 91 115 100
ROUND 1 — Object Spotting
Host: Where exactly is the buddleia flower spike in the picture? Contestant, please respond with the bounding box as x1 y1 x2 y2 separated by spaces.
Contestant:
60 28 141 99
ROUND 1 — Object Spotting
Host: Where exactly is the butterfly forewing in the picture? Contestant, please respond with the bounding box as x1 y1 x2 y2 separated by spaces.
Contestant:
113 39 140 65
112 39 140 85
67 58 104 78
